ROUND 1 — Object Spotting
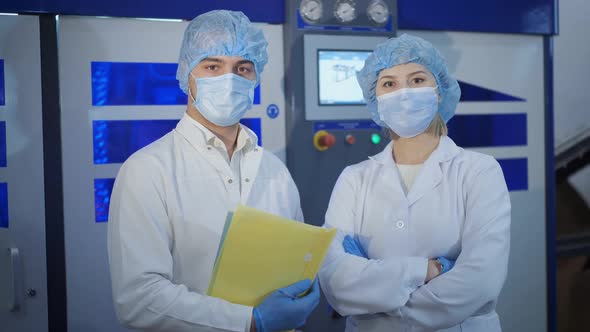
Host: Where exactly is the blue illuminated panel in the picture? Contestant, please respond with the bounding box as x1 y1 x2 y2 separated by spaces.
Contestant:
447 114 527 148
398 0 557 35
253 85 260 105
0 183 7 228
94 118 263 164
92 62 186 106
0 60 5 106
92 62 260 106
93 119 177 164
458 81 525 102
0 122 6 167
95 178 115 223
1 1 557 34
313 120 380 132
1 1 285 24
498 158 528 191
93 118 261 221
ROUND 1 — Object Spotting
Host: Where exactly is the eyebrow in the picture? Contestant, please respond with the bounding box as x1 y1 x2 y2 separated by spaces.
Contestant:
200 57 224 64
379 71 428 80
408 70 427 76
379 75 396 81
236 59 254 66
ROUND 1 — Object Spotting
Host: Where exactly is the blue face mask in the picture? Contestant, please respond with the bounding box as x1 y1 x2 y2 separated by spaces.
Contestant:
376 86 439 138
190 73 256 127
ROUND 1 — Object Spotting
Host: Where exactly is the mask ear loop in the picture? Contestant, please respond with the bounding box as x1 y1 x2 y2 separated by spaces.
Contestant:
188 73 198 103
432 85 442 103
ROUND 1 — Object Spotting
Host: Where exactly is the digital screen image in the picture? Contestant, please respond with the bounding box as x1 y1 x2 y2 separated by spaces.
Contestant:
318 50 371 105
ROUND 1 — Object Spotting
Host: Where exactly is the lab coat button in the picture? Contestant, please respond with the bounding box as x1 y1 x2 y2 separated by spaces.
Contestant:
228 179 233 184
396 220 405 228
245 178 250 183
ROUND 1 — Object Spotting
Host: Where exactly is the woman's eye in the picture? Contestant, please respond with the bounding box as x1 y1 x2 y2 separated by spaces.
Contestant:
206 65 218 71
413 78 425 84
238 66 252 73
383 81 394 88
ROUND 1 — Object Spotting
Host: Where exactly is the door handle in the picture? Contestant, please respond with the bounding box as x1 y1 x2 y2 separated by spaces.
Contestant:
7 248 20 312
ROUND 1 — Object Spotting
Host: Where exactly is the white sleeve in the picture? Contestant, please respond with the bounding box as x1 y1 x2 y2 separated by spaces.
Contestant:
398 157 511 331
285 167 304 223
318 167 428 316
107 153 253 332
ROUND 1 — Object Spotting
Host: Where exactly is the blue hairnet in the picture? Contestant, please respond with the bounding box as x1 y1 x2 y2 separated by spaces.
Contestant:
356 34 461 125
176 10 268 94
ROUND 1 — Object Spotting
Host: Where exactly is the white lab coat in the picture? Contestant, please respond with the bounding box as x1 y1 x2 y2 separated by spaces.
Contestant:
319 136 511 332
107 114 303 332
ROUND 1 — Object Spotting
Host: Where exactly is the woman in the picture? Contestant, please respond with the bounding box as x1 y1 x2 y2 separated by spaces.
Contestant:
318 34 511 332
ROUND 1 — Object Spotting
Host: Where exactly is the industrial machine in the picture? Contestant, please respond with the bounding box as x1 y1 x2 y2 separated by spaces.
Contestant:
0 1 558 331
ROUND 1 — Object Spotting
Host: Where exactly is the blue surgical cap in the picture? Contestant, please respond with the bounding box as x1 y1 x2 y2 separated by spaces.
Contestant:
356 34 461 126
176 10 268 94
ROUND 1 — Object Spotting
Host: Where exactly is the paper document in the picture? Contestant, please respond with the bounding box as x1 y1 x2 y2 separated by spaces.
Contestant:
207 205 336 306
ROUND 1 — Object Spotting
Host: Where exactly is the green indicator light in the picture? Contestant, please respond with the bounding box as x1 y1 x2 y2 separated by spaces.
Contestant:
371 133 382 145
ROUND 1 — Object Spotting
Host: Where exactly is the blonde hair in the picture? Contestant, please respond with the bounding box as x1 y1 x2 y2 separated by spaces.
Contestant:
389 113 448 140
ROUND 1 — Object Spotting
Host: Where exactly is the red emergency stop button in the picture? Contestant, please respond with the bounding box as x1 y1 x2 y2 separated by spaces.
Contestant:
319 133 336 147
313 130 336 151
345 134 356 145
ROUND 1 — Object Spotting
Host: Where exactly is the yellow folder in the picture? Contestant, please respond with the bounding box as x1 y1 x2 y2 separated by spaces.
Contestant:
207 205 336 306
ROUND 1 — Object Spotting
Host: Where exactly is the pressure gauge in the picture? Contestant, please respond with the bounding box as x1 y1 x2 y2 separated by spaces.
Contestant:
334 0 357 23
300 0 324 23
367 0 390 25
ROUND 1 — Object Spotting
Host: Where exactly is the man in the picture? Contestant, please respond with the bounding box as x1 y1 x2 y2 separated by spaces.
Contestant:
108 10 319 332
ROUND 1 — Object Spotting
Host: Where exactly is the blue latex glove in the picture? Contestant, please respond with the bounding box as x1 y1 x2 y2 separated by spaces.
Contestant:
342 235 368 259
253 279 320 332
436 256 456 274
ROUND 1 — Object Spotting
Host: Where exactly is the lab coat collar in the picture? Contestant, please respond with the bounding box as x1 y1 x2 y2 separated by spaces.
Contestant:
176 113 263 204
179 113 258 152
369 136 462 206
369 135 461 166
236 125 258 152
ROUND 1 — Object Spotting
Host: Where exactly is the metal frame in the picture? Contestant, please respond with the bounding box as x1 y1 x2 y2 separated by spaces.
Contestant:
40 14 68 332
555 132 590 183
543 35 556 332
557 234 590 257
